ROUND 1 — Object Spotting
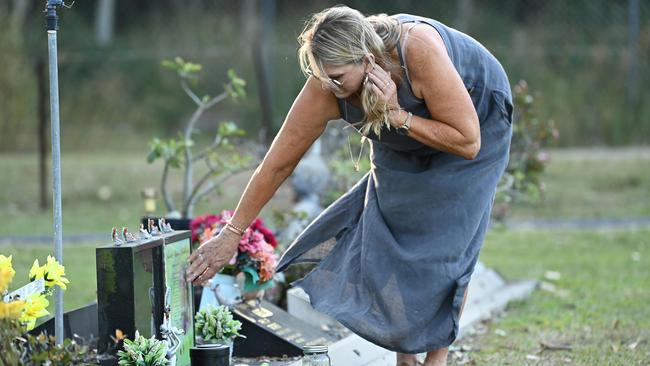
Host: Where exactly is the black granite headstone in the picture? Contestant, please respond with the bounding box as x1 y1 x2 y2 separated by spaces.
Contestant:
96 230 194 365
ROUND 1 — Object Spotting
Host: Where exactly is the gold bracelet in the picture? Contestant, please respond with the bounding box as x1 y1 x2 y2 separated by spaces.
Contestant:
225 220 246 236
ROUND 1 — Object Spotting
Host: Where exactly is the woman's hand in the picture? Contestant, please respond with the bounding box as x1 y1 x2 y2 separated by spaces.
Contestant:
186 228 240 285
367 64 400 112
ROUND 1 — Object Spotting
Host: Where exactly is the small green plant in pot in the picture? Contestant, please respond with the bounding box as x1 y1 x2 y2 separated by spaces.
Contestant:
117 331 168 366
194 304 245 362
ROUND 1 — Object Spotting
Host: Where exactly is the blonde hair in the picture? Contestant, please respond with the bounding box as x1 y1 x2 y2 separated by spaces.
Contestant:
298 6 402 136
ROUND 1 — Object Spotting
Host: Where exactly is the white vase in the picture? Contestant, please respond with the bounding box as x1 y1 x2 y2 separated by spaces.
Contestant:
199 273 242 310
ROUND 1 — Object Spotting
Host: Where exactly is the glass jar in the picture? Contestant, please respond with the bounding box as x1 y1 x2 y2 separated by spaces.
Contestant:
302 345 331 366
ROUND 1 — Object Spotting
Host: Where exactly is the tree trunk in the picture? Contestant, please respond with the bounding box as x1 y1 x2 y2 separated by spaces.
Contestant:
36 59 49 211
456 0 474 32
95 0 116 47
253 0 276 147
9 0 29 44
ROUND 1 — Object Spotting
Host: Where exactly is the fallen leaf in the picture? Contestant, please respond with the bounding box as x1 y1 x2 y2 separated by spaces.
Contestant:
495 329 507 337
631 252 641 261
611 344 619 352
540 340 573 351
526 354 541 360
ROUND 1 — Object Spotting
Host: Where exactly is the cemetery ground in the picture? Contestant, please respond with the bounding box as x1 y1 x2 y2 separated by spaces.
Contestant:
1 147 649 364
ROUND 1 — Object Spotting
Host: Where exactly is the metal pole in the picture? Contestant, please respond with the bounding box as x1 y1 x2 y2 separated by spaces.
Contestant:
46 0 65 345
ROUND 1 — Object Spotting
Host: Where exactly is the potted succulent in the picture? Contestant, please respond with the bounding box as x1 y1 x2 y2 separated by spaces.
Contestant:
117 330 168 366
193 304 245 364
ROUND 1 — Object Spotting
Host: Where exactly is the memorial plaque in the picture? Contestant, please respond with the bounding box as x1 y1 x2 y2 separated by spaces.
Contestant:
232 299 338 358
162 234 194 365
96 230 194 360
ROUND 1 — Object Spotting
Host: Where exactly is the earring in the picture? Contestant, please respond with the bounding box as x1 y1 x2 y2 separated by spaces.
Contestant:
363 73 369 86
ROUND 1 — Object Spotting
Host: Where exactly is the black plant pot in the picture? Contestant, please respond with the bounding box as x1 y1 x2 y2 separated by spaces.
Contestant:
190 344 230 366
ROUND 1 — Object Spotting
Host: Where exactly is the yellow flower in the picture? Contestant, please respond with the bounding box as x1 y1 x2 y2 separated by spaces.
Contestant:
0 300 24 320
29 259 45 281
30 256 69 290
19 293 50 331
0 254 16 293
44 255 69 290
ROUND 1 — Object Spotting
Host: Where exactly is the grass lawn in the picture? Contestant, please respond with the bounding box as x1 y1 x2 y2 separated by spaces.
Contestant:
452 228 650 365
1 244 97 313
1 148 649 237
1 147 649 364
1 229 648 364
506 148 650 220
0 151 293 236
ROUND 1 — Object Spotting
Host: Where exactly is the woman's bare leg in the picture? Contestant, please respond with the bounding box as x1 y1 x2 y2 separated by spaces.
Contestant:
421 287 470 366
396 352 419 366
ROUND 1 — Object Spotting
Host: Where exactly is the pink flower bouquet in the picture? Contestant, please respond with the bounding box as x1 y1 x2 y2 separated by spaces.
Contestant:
190 210 278 292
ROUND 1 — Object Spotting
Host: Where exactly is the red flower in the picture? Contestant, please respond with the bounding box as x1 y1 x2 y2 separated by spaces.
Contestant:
194 210 279 285
250 218 278 248
190 213 222 242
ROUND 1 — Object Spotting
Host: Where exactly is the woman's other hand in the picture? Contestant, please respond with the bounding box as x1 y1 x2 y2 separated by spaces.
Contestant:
368 64 399 111
186 229 240 285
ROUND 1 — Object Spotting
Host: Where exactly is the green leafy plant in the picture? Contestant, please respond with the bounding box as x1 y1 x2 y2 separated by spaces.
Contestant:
17 333 100 366
117 330 168 366
147 57 257 218
494 80 559 220
194 305 245 344
0 318 22 365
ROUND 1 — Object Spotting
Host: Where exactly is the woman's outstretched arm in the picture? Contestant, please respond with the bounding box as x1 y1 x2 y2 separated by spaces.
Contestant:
187 77 339 284
229 77 340 228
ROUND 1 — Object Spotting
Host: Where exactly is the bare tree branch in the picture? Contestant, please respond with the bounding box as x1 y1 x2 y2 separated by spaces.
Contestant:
205 90 230 109
185 165 254 217
185 157 223 209
181 105 205 211
192 135 223 163
181 80 202 106
161 159 176 213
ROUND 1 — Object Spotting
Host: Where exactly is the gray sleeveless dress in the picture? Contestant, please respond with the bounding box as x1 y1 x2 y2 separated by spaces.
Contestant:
276 14 514 353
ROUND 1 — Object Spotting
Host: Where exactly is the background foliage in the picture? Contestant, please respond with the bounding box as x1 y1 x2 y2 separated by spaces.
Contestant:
0 0 648 153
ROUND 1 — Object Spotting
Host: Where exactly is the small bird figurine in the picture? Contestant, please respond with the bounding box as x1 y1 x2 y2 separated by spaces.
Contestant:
122 227 138 243
112 227 124 246
139 223 152 240
212 282 243 308
150 219 161 236
160 218 174 233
